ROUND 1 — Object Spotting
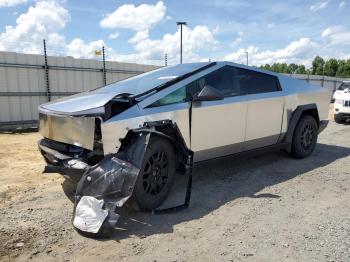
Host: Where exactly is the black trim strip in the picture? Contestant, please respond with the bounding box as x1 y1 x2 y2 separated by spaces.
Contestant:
0 120 37 126
194 142 289 166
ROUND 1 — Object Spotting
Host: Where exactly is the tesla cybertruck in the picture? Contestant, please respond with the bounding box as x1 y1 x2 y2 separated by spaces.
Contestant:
38 62 331 234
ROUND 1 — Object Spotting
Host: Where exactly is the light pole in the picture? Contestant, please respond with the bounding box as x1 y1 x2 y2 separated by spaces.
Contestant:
245 50 248 66
176 21 187 64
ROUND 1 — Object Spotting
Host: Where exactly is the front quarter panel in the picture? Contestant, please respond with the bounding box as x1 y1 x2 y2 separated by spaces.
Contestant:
101 103 190 155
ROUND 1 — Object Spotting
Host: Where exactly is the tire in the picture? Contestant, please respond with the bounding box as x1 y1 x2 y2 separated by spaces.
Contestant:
133 136 176 211
334 114 345 124
290 115 318 159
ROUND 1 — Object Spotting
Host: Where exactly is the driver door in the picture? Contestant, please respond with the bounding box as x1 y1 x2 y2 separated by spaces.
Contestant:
190 66 248 162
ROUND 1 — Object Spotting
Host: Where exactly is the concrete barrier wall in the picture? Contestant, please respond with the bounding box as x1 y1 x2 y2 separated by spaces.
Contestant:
0 51 158 130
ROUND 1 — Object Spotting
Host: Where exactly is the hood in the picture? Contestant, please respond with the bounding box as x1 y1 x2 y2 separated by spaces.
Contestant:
334 89 350 100
39 92 120 115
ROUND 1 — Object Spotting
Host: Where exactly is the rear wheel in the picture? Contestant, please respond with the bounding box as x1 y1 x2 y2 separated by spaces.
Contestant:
334 114 345 124
290 115 318 159
133 137 176 211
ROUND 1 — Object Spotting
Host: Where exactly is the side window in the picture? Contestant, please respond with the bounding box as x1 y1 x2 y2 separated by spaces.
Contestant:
187 66 241 98
149 86 187 107
149 66 279 107
237 68 280 95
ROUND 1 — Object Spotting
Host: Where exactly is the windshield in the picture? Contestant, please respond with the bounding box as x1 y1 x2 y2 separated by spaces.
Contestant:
338 82 350 90
91 62 211 96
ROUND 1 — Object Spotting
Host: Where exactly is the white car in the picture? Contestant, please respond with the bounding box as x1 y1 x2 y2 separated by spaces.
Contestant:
333 81 350 123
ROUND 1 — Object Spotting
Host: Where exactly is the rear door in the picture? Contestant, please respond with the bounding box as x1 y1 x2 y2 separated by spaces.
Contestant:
237 68 284 150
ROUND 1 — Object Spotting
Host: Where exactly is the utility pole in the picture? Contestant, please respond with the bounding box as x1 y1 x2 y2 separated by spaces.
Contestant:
176 21 187 64
43 39 51 102
245 50 248 66
102 46 106 86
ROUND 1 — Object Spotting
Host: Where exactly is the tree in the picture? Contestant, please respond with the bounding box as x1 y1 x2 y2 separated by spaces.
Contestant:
324 59 338 76
260 64 271 71
270 63 289 73
336 59 350 78
295 65 307 74
312 56 325 75
287 63 298 74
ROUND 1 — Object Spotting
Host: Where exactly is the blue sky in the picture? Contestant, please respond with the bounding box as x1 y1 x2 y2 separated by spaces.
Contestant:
0 0 349 66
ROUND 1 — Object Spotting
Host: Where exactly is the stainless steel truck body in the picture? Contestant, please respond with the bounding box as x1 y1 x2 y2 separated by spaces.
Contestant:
37 62 331 235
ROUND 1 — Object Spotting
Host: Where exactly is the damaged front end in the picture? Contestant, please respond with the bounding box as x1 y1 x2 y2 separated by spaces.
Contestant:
38 93 133 177
38 110 193 236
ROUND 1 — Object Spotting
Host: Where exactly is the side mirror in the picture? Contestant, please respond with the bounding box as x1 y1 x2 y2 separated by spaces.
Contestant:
192 85 224 102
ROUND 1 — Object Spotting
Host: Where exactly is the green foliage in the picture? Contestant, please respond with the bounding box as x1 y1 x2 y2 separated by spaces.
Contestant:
260 56 350 78
324 58 338 76
295 65 307 74
312 56 325 75
336 60 350 78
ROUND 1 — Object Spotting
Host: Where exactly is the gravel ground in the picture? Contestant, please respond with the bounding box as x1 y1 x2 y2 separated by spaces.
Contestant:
0 106 350 262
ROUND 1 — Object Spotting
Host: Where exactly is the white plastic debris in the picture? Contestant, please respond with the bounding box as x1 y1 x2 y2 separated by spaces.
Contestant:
73 196 108 233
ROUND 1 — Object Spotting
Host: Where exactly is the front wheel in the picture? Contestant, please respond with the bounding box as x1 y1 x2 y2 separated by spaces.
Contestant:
290 115 318 159
133 137 176 211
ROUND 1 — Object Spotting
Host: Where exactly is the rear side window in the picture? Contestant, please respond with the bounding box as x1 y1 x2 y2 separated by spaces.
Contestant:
187 66 279 97
237 68 280 95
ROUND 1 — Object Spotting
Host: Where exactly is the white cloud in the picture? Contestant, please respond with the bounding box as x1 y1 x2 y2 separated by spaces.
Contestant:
225 38 317 66
119 25 218 64
108 32 119 39
310 1 329 12
0 0 26 7
66 25 218 65
0 0 70 54
321 26 350 46
66 38 108 59
339 0 346 9
321 27 333 37
128 30 149 44
100 1 166 31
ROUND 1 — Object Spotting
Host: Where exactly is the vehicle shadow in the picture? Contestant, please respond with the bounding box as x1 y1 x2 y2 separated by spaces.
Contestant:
61 143 350 240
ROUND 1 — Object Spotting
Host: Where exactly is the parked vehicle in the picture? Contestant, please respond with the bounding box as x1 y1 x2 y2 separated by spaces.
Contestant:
38 62 331 234
333 81 350 123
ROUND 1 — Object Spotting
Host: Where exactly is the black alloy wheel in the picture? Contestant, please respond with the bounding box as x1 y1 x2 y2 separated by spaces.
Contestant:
133 137 176 211
290 115 318 159
142 151 169 196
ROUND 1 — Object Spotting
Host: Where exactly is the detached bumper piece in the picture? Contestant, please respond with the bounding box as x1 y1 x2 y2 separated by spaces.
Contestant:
73 133 150 236
73 196 109 234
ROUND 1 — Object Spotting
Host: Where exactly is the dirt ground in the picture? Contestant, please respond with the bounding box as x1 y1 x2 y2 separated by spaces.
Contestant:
1 106 350 262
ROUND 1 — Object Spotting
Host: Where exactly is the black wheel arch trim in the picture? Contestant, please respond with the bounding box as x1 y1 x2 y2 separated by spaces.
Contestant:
126 120 194 213
283 103 320 151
